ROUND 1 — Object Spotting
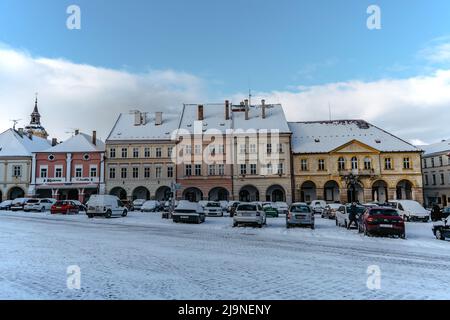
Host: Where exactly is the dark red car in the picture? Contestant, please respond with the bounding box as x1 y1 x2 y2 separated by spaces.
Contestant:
358 207 405 239
50 200 80 215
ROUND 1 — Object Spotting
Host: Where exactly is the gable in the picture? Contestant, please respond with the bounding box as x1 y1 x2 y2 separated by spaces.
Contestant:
330 140 380 154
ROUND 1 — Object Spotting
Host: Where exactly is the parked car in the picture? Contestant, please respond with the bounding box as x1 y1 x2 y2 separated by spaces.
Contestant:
322 203 341 219
233 203 266 228
311 200 327 214
432 208 450 240
198 200 209 209
274 202 289 215
262 203 279 217
24 198 56 212
286 202 315 229
0 200 12 210
389 200 430 222
132 199 147 211
358 207 406 238
336 204 366 228
10 198 30 211
141 200 160 212
86 195 128 218
51 200 80 215
172 200 205 224
204 201 224 217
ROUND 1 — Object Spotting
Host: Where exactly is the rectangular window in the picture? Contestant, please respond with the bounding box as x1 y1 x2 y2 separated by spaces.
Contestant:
301 159 308 171
249 144 256 154
267 144 272 154
423 158 427 169
318 159 325 171
109 148 116 158
425 175 429 186
121 167 127 179
194 145 201 155
240 144 246 154
168 147 173 158
55 167 63 178
195 164 202 176
240 164 247 175
144 167 151 178
132 167 139 179
121 148 128 158
432 174 437 185
144 147 151 158
431 158 435 167
90 166 97 178
277 143 283 153
441 173 445 185
250 163 257 175
385 158 392 170
109 167 116 179
75 167 82 178
167 166 174 178
133 148 139 158
218 145 224 154
156 147 162 158
13 165 22 177
439 156 443 167
185 164 192 176
266 163 273 175
218 164 225 176
40 167 48 178
208 165 216 176
403 157 411 169
155 167 162 178
277 163 284 175
185 145 192 155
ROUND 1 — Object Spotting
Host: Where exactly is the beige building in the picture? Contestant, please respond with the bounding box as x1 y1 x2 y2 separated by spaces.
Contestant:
421 139 450 207
105 111 178 201
289 120 423 205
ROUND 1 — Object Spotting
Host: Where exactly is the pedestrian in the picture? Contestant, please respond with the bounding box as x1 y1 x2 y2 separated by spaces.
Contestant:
347 202 359 229
431 204 442 222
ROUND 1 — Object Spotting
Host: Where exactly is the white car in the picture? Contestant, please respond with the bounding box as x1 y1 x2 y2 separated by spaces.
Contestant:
335 204 366 228
11 198 30 211
24 198 56 212
204 201 224 217
141 200 160 212
132 199 147 211
311 200 327 214
86 195 128 218
233 203 266 228
172 200 205 224
0 200 12 210
389 200 430 222
274 202 289 215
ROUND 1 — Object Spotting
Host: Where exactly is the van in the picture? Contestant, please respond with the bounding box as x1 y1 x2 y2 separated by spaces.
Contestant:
86 195 128 218
389 200 430 222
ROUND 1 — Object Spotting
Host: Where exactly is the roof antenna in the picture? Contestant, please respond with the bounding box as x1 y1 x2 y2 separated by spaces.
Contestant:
10 119 21 130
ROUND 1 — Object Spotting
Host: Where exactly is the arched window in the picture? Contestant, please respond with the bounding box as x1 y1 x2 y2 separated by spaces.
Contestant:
338 157 345 171
364 157 372 170
351 157 358 170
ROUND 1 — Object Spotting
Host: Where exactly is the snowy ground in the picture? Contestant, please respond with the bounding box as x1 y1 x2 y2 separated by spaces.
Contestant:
0 210 449 300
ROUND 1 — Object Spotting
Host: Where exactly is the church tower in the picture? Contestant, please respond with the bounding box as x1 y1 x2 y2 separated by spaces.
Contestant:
24 95 49 139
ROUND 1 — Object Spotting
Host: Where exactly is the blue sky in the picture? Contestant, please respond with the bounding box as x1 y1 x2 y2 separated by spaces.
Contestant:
0 0 450 142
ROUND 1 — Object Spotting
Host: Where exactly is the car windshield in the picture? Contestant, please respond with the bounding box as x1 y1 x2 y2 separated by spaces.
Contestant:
55 201 66 206
206 203 220 207
27 199 39 203
174 209 197 214
369 209 399 216
238 204 257 211
291 205 311 213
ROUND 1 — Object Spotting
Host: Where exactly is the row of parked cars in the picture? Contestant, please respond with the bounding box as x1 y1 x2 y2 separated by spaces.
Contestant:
0 198 86 214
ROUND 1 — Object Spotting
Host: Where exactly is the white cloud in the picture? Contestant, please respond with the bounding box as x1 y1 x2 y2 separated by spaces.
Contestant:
0 45 205 140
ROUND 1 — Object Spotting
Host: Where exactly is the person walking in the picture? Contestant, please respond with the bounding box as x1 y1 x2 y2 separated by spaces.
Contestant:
347 202 359 229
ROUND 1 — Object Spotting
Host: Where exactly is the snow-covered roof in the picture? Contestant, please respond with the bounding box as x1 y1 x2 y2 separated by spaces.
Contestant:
42 132 105 153
289 120 420 154
107 112 179 141
0 129 51 157
179 104 232 134
232 104 290 133
420 139 450 156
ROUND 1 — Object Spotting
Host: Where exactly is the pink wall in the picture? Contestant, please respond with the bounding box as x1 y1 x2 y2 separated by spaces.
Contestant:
35 152 103 179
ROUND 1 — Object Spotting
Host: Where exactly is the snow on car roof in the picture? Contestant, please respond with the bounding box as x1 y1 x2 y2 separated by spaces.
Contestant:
288 120 420 154
41 132 105 153
107 112 180 141
0 129 51 157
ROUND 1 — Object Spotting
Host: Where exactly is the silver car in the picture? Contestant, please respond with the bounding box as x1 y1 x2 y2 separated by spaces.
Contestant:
286 203 315 229
233 203 266 228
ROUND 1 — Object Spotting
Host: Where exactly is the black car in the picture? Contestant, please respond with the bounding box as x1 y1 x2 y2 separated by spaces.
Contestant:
432 208 450 240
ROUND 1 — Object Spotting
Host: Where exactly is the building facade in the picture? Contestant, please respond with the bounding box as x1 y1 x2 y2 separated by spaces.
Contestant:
289 120 423 205
0 129 51 201
422 139 450 208
105 111 178 201
30 131 105 202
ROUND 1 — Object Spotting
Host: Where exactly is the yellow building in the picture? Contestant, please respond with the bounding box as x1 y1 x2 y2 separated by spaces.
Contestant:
289 120 423 205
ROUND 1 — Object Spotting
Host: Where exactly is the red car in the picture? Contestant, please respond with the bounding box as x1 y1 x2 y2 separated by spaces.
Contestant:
50 200 80 215
358 207 405 239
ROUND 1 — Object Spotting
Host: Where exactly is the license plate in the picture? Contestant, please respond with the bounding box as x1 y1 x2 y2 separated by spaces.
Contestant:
380 224 393 228
296 215 305 219
56 207 61 209
180 216 189 219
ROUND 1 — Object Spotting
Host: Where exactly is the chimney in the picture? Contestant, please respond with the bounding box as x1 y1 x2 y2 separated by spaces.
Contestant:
18 128 24 136
134 111 142 126
52 138 58 146
198 105 204 121
155 112 162 126
225 100 230 120
92 131 97 146
261 99 266 119
244 99 249 120
75 129 80 135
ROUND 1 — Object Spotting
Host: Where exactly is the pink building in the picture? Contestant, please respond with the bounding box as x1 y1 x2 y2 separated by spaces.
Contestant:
29 131 105 203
